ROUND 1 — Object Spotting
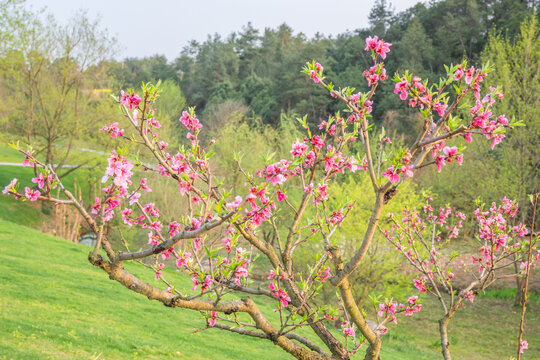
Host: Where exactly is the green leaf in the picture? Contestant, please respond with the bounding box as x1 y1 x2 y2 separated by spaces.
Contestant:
448 115 460 132
215 199 224 214
116 145 128 156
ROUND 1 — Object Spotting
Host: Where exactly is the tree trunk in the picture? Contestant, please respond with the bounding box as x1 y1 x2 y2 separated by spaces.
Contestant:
46 136 53 166
364 340 382 360
439 315 452 360
514 261 525 306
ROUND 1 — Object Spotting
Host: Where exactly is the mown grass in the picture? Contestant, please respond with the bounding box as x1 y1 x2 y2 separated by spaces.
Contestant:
0 219 284 360
478 287 540 303
0 155 100 227
0 134 107 165
379 292 540 360
0 219 538 359
0 133 104 198
0 164 47 227
0 141 24 163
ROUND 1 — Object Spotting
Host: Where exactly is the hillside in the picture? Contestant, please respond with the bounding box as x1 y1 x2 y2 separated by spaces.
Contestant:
0 219 284 360
0 219 539 359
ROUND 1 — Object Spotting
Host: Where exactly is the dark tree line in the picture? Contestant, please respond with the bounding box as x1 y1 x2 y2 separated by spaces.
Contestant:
109 0 537 128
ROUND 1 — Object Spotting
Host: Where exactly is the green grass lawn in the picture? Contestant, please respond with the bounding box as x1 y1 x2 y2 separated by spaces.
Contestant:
0 157 101 227
379 294 540 360
0 219 538 359
0 219 286 360
0 133 104 201
0 134 107 165
0 164 93 228
0 141 25 163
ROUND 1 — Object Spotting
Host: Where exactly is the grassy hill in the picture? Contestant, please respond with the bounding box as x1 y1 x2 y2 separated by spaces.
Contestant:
0 140 101 228
0 219 538 359
0 219 285 360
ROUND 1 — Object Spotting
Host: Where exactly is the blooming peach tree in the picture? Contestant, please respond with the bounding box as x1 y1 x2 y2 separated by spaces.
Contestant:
2 36 530 360
381 196 538 359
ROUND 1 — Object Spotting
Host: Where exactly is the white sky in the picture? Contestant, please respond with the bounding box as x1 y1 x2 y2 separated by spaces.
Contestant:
26 0 421 60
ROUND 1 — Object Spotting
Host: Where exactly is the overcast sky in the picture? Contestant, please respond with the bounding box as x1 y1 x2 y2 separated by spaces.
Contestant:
26 0 421 61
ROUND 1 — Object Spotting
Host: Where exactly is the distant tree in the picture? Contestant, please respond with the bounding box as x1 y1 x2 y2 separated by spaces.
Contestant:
394 17 434 75
240 73 279 122
155 79 187 145
0 4 117 175
481 15 539 218
109 55 178 90
482 15 540 305
206 81 242 109
480 0 538 37
368 0 395 36
177 34 239 110
424 14 539 224
234 22 261 80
